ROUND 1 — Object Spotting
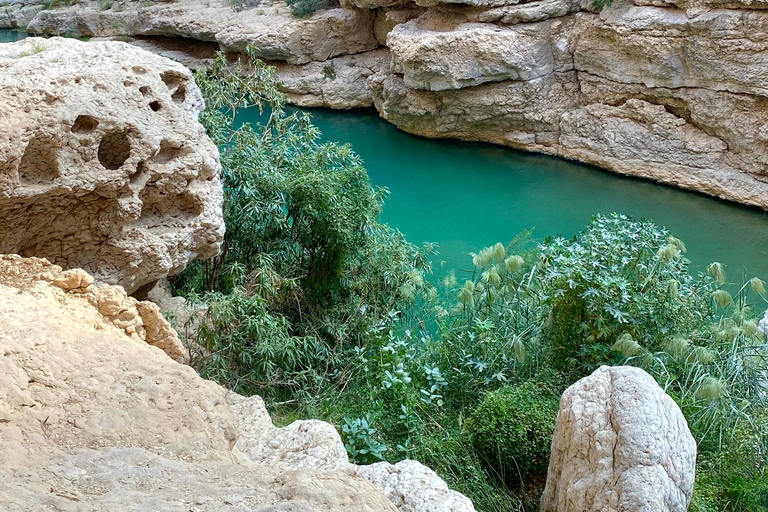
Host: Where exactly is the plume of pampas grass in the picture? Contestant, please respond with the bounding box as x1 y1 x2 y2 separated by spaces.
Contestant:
664 337 689 358
657 243 680 263
504 255 525 273
750 277 766 297
713 289 733 309
697 376 725 401
613 333 642 357
666 236 687 253
512 337 526 364
708 262 726 285
688 346 716 365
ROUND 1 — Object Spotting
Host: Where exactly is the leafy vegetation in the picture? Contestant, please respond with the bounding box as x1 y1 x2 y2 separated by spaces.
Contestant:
176 49 768 512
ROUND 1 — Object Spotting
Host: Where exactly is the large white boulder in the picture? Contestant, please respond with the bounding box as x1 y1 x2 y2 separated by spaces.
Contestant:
540 365 697 512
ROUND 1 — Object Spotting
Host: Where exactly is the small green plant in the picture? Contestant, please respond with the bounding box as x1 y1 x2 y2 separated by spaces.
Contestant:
285 0 332 18
342 414 388 464
466 382 559 494
99 0 114 10
230 0 260 11
322 65 336 81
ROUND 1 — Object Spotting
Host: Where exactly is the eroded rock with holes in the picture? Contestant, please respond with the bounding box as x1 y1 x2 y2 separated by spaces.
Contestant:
540 365 697 512
0 255 475 512
0 37 224 294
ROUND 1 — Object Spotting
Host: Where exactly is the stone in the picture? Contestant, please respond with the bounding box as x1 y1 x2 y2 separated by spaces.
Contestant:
573 6 768 97
0 255 477 512
22 1 768 212
274 49 390 109
476 0 580 25
540 365 697 512
0 37 224 294
0 0 44 28
374 7 426 45
27 0 378 65
352 459 476 512
388 16 556 91
370 70 581 150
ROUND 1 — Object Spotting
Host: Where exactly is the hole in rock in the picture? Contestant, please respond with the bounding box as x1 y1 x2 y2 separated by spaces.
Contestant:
129 161 148 186
139 86 151 96
149 101 162 112
98 129 131 170
171 87 186 104
153 140 192 164
71 115 99 134
160 71 187 104
132 66 148 75
18 135 60 185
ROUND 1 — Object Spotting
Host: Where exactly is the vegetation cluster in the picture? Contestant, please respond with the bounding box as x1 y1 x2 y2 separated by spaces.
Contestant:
174 51 768 512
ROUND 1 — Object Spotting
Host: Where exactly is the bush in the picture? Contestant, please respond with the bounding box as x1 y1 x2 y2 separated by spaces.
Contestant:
285 0 334 18
539 214 705 377
466 382 559 493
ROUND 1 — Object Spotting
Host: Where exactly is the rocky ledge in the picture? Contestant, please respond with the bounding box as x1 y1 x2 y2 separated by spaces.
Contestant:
15 0 768 210
0 255 475 512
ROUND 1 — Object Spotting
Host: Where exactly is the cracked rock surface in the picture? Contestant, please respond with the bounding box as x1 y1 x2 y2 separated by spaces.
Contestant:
0 255 475 512
0 37 224 294
540 365 697 512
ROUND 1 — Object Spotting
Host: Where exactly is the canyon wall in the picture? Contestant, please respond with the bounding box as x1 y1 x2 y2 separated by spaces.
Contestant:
12 0 768 210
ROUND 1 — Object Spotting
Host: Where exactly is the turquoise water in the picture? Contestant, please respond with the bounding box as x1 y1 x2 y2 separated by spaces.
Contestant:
271 107 768 280
0 29 27 43
3 28 766 280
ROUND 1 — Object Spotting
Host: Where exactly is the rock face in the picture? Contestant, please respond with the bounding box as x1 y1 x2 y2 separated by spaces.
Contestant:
0 37 224 295
18 0 768 209
540 365 697 512
0 255 475 512
0 0 44 28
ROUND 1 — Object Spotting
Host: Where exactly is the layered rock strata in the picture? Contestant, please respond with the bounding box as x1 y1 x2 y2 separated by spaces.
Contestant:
0 37 224 294
541 365 697 512
0 255 475 512
18 0 768 209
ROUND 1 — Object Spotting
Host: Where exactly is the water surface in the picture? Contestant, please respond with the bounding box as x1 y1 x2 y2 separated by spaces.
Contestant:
0 29 27 43
274 108 768 280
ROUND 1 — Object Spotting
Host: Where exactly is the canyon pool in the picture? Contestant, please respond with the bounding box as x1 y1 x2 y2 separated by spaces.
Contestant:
2 29 766 280
247 106 768 281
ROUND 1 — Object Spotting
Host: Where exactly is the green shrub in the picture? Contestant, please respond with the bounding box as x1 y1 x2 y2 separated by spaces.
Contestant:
466 382 559 493
539 214 705 377
285 0 333 17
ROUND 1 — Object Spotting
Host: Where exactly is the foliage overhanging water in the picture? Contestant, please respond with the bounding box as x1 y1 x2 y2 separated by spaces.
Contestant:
240 106 768 280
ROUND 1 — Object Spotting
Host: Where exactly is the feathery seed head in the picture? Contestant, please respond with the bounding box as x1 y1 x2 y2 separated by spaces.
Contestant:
708 262 726 285
504 255 525 273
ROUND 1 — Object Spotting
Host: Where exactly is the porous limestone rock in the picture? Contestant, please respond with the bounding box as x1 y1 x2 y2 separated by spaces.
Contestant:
370 70 581 150
374 7 426 45
0 37 224 294
540 365 697 512
0 255 476 512
1 255 185 362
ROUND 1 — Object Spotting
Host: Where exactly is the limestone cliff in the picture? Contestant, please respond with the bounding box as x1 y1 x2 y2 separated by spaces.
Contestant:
12 0 768 210
0 255 475 511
